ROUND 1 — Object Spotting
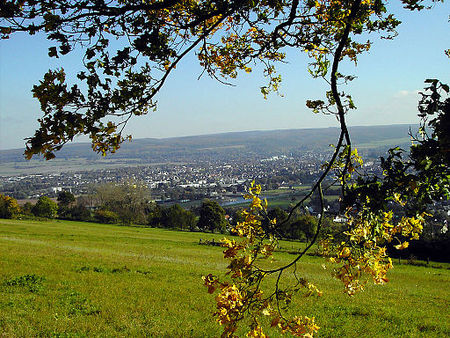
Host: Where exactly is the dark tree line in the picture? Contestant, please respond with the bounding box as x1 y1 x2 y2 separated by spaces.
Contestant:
1 185 448 261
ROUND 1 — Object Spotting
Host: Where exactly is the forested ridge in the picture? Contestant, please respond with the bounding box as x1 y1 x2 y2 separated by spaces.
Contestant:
0 124 416 163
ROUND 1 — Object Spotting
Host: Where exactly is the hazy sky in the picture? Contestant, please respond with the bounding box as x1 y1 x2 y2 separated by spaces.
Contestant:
0 2 449 150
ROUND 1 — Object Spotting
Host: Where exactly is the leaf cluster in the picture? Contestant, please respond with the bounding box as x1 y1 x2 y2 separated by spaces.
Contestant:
203 182 321 337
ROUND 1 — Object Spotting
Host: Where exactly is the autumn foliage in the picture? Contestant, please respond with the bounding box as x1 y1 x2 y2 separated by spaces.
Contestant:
204 182 320 337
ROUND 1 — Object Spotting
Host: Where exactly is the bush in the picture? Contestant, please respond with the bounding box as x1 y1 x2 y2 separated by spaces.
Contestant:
0 194 21 219
59 204 92 222
70 205 92 221
94 209 119 224
148 204 197 230
32 196 58 219
21 202 33 215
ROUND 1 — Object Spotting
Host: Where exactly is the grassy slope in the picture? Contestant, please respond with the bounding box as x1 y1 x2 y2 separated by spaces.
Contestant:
0 219 449 337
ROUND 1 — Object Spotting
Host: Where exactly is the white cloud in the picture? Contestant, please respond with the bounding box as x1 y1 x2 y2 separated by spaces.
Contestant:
394 89 419 98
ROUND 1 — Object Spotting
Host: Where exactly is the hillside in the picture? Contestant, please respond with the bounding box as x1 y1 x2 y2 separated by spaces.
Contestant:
0 219 448 337
0 124 416 166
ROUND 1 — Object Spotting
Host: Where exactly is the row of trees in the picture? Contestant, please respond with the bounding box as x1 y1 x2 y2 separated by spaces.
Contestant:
1 184 334 241
0 184 230 232
0 194 59 219
2 183 448 252
148 200 228 232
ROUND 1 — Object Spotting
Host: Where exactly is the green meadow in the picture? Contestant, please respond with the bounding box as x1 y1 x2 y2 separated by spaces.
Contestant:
0 219 449 337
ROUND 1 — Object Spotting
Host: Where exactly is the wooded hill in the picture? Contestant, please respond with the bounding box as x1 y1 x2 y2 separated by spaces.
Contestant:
1 124 416 163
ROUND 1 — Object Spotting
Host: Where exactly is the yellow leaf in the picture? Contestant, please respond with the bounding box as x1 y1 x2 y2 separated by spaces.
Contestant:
394 241 409 250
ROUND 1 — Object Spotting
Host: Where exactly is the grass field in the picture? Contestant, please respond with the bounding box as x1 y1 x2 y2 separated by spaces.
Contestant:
229 193 340 209
0 219 449 337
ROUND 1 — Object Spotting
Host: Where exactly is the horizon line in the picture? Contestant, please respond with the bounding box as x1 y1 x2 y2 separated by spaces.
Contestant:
0 122 418 152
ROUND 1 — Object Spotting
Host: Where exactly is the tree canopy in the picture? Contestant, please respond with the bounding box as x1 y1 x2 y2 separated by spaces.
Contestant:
1 0 436 159
91 182 151 224
57 190 75 206
197 199 227 232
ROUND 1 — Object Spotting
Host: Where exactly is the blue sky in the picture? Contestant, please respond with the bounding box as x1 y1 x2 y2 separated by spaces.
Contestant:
0 2 449 150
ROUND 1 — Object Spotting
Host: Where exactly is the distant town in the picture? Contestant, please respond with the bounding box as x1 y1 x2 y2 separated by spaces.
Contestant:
0 150 378 207
0 124 426 210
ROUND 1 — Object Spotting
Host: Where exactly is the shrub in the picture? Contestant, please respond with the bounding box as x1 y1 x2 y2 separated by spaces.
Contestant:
0 194 21 219
69 205 92 221
94 209 119 224
32 196 58 218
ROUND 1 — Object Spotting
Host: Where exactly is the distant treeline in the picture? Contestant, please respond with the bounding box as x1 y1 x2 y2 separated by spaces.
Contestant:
1 180 448 262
